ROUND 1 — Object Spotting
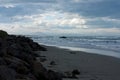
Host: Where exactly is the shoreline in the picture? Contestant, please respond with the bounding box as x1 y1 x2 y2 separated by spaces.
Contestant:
37 44 120 80
38 43 120 59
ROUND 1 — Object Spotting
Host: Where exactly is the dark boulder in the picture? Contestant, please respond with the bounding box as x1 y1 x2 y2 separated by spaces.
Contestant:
59 36 67 39
32 61 62 80
72 69 80 78
16 63 30 75
50 61 56 65
32 61 48 80
0 65 16 80
47 70 62 80
29 42 47 51
0 58 6 65
0 30 8 39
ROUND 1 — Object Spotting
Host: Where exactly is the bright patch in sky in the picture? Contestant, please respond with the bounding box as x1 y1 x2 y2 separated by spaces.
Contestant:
0 0 120 35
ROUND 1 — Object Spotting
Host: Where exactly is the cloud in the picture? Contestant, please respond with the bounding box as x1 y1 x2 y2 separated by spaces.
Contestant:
33 12 87 29
0 4 15 8
0 1 58 18
0 0 120 18
13 11 86 29
0 0 120 35
1 10 120 35
0 11 88 34
0 23 47 34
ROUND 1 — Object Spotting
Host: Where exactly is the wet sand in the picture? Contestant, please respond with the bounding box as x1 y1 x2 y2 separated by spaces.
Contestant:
37 45 120 80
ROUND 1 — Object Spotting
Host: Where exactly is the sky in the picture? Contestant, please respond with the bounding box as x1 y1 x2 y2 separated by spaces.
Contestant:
0 0 120 35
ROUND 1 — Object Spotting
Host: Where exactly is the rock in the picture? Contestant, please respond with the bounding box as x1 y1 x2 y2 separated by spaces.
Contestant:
3 55 30 70
50 61 56 65
29 42 47 51
27 73 38 80
63 69 80 78
0 38 7 57
0 38 2 48
7 44 21 57
32 61 48 80
15 73 37 80
0 31 62 80
19 42 33 53
47 70 62 80
0 57 6 65
16 64 29 75
40 57 47 62
32 61 62 80
0 30 8 39
18 53 35 65
72 69 80 78
32 52 40 57
59 36 67 39
64 71 72 78
7 43 35 64
0 65 16 80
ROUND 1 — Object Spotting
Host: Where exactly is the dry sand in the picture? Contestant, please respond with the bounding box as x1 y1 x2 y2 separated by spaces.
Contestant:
37 45 120 80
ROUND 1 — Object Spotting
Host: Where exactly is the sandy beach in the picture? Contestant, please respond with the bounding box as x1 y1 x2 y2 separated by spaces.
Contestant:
37 45 120 80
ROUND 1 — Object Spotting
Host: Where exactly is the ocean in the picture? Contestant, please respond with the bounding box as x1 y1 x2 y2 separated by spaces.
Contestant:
28 35 120 58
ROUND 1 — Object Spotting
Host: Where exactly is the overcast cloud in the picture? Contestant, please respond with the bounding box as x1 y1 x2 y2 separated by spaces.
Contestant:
0 0 120 35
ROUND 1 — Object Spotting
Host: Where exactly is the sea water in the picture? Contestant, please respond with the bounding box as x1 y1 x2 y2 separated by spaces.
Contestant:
28 35 120 58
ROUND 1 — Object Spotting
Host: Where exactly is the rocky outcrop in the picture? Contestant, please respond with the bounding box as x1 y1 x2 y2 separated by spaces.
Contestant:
59 36 67 39
0 31 62 80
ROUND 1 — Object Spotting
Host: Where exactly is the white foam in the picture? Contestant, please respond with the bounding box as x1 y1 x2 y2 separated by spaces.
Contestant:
28 35 120 58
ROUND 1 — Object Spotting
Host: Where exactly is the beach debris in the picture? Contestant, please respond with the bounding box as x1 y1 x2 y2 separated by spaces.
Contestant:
70 51 76 54
72 69 80 78
64 71 72 78
63 69 80 79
